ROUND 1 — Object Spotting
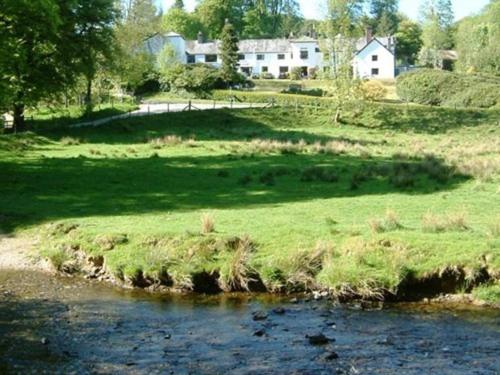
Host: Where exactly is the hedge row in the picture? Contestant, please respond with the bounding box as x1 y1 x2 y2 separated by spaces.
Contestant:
396 69 500 108
210 90 336 108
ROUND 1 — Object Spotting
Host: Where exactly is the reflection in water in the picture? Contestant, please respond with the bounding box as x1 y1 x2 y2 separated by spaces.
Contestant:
0 270 499 374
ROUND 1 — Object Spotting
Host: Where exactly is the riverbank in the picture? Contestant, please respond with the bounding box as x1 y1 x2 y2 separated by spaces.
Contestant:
1 105 499 304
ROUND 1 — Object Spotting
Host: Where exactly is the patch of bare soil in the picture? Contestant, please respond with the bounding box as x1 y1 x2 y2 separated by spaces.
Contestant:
0 234 46 271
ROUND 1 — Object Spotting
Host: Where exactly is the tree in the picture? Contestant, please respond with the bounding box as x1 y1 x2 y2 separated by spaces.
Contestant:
0 0 116 131
418 0 454 67
394 16 422 64
220 19 240 84
162 7 203 39
173 0 184 9
114 0 161 92
195 0 245 39
455 0 500 74
324 0 364 123
370 0 399 35
72 0 118 113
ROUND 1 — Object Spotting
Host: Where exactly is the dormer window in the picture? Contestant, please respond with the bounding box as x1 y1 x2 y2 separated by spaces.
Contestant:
372 55 378 61
257 54 265 60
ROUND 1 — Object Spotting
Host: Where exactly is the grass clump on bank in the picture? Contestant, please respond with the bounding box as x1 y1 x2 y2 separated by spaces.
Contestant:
1 103 499 302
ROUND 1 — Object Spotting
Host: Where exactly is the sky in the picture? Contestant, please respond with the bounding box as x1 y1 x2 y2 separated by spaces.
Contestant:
158 0 491 21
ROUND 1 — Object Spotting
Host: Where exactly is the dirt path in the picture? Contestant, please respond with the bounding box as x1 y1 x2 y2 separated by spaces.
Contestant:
0 234 44 271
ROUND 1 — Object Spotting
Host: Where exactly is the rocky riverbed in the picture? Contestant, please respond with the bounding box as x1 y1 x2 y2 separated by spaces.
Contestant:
1 269 499 374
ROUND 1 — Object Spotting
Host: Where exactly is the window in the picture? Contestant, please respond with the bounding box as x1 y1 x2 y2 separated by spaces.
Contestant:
187 54 195 64
257 54 265 60
371 68 379 76
279 66 289 73
205 54 217 63
238 54 245 61
372 55 378 61
278 54 285 60
262 66 268 73
315 47 321 53
300 49 308 59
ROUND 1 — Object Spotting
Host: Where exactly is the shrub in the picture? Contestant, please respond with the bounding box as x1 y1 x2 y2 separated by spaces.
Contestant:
290 67 303 80
260 72 274 79
359 80 388 102
300 167 338 183
396 69 500 108
159 63 224 95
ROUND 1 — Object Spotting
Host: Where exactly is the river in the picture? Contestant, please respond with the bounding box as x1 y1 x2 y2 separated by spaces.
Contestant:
0 270 499 374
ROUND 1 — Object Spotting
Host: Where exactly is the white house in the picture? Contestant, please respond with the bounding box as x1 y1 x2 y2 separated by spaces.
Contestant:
145 29 396 79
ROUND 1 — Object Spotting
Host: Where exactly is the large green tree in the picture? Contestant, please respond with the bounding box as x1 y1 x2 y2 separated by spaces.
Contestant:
220 19 239 84
114 0 161 92
455 0 500 74
370 0 399 35
418 0 454 67
395 15 423 64
162 7 203 39
195 0 245 39
0 0 117 131
73 0 118 113
324 0 365 123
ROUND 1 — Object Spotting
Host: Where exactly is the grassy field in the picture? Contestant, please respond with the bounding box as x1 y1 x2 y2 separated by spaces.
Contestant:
19 102 138 131
1 102 499 301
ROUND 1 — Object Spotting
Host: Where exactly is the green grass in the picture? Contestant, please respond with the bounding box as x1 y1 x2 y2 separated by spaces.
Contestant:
1 103 499 300
23 103 138 131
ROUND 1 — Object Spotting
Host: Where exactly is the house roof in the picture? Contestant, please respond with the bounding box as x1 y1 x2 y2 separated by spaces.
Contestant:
145 33 395 56
185 39 298 55
355 37 395 56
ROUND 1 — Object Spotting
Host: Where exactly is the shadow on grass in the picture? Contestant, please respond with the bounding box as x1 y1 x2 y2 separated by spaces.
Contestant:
344 103 499 134
0 150 468 232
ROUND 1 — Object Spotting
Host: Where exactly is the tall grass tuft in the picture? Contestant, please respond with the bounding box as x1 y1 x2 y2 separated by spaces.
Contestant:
421 211 469 233
369 209 403 233
60 136 81 146
201 213 215 234
219 236 255 291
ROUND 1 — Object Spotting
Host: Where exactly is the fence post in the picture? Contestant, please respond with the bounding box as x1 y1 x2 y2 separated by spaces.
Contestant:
213 100 216 109
230 98 233 109
148 105 150 115
188 100 192 111
167 102 170 113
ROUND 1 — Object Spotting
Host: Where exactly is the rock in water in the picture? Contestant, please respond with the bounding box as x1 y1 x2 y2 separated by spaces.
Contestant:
272 307 286 315
252 311 268 321
323 351 339 360
306 333 329 345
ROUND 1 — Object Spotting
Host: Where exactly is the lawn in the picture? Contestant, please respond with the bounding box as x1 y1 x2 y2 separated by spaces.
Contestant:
1 103 499 301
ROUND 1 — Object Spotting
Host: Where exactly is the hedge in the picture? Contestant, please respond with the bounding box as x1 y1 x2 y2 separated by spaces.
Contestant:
210 90 336 108
396 69 500 108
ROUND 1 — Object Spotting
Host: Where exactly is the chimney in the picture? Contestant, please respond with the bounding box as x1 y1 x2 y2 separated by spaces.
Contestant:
197 31 204 44
365 27 373 44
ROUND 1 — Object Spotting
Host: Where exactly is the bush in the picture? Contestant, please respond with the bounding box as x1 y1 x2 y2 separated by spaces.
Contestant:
210 90 334 107
359 80 388 102
159 63 224 95
260 72 275 79
396 69 500 108
290 67 303 80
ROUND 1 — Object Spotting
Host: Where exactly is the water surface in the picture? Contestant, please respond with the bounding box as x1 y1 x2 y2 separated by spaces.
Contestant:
0 270 499 374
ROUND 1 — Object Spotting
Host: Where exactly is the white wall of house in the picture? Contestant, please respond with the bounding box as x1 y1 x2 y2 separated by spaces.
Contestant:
354 40 395 79
160 33 394 80
167 34 187 64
